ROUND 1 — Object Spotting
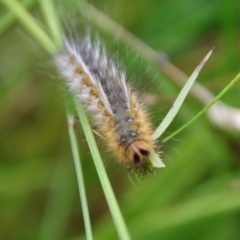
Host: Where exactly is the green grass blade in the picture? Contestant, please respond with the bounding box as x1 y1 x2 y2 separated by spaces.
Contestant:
0 0 36 36
164 72 240 142
75 100 131 240
38 0 62 49
149 151 165 168
66 99 93 240
1 0 56 54
152 48 214 140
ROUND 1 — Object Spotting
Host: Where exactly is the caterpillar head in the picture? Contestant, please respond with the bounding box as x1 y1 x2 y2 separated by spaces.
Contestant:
125 140 155 176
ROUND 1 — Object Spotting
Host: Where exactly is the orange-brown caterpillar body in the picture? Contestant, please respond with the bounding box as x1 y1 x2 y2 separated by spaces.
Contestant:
56 36 156 175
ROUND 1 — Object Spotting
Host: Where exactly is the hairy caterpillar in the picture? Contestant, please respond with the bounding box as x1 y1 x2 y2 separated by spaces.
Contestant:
55 35 158 175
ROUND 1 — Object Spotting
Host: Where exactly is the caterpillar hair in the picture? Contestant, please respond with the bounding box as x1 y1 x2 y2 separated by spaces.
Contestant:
55 34 158 175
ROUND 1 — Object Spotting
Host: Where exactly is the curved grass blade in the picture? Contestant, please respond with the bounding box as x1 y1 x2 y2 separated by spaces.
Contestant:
152 48 214 140
164 72 240 142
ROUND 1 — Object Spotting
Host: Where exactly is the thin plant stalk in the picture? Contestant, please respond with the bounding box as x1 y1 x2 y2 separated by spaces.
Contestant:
163 72 240 142
66 100 93 240
38 0 62 49
75 100 131 240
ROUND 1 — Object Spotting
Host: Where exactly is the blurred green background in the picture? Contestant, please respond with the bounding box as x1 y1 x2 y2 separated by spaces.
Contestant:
1 0 240 239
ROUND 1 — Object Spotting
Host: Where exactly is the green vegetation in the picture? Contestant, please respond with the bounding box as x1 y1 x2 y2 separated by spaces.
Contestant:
1 0 240 240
